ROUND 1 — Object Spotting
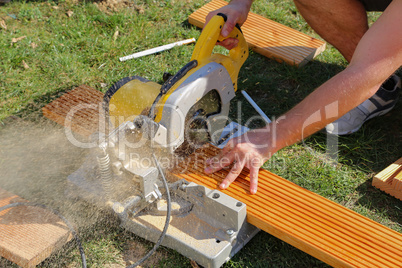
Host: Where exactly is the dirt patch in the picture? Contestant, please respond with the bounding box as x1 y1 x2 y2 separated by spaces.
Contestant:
123 240 167 267
94 0 145 14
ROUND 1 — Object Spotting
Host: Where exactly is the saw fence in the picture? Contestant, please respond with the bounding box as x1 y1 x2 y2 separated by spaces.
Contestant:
39 85 402 267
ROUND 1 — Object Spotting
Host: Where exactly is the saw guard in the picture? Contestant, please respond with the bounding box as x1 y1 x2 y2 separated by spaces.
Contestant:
157 62 235 152
154 14 248 123
103 15 248 153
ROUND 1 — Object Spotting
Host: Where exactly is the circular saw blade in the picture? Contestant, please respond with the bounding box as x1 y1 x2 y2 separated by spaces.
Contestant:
175 90 222 156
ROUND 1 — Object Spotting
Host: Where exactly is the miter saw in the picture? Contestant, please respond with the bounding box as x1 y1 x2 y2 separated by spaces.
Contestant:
67 14 260 268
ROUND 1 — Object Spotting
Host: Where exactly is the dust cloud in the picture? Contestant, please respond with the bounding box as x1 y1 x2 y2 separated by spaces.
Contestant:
0 118 178 267
0 118 110 228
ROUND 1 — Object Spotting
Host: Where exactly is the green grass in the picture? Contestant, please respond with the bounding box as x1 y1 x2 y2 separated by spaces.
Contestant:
1 0 401 267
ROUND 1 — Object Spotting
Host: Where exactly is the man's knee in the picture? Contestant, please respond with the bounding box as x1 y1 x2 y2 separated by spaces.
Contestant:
293 0 325 14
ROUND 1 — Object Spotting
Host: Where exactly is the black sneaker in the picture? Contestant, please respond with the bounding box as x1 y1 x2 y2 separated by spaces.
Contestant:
326 74 401 135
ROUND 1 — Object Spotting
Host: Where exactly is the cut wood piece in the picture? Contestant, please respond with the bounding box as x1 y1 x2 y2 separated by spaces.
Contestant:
0 188 72 268
171 145 402 268
188 0 326 67
372 157 402 201
42 85 105 137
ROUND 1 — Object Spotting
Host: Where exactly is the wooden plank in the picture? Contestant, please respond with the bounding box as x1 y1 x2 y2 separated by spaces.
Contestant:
372 157 402 201
171 145 402 268
0 188 72 268
42 85 105 137
41 86 402 267
188 0 326 67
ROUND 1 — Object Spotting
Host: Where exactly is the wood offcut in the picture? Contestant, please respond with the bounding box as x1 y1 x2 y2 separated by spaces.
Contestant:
188 0 326 67
372 157 402 201
0 188 72 268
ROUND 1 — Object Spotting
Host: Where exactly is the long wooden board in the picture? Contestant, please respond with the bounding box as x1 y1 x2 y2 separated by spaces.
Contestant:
372 157 402 201
41 86 402 267
172 145 402 268
188 0 326 67
0 188 72 268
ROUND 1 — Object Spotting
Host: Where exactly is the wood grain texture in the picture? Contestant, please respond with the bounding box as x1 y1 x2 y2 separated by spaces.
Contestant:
0 188 72 268
188 0 326 67
42 85 105 137
372 157 402 201
171 145 402 268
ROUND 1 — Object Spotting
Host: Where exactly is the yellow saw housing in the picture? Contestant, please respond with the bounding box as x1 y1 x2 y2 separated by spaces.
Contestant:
107 15 248 124
105 14 248 152
108 78 161 127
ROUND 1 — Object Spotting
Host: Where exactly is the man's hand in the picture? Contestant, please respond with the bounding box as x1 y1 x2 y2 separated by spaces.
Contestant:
205 0 253 50
204 128 273 194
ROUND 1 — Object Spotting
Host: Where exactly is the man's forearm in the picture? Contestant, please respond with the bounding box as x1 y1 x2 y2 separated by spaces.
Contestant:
270 0 402 152
269 67 380 151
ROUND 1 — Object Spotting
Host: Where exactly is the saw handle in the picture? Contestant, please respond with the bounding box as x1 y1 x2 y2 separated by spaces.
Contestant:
190 14 249 91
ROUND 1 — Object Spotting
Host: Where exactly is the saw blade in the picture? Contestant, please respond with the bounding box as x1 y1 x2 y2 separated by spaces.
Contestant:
175 90 222 156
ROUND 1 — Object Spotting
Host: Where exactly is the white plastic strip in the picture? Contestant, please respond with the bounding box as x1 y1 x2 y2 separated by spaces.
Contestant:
241 90 271 124
119 38 196 62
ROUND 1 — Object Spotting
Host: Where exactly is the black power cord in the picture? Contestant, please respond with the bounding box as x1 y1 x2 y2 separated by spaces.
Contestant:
0 202 87 268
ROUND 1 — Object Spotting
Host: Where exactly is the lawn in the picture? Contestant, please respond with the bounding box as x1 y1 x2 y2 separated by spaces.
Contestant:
0 0 401 267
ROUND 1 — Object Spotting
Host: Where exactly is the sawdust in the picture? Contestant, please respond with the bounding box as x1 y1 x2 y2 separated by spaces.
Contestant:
133 212 220 251
11 35 26 44
157 199 181 210
22 60 29 69
0 118 190 266
190 260 201 268
0 19 7 30
0 119 103 226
